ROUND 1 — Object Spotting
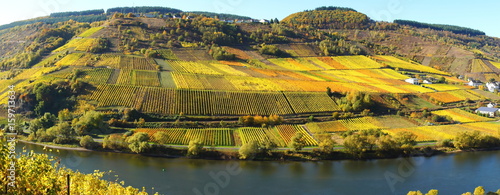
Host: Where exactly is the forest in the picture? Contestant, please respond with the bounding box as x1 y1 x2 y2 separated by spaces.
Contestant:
394 19 486 36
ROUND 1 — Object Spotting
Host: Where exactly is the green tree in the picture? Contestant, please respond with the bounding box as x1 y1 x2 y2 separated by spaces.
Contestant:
239 140 259 160
343 134 367 158
127 133 151 153
454 131 481 150
187 139 204 156
47 122 73 138
72 111 109 135
103 134 127 150
80 135 97 149
57 109 73 122
395 131 418 147
318 136 336 154
289 132 306 152
153 131 170 145
259 139 277 156
376 135 399 153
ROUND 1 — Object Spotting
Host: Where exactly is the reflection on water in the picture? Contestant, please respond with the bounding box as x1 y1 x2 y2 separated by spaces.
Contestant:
289 162 305 177
16 142 500 195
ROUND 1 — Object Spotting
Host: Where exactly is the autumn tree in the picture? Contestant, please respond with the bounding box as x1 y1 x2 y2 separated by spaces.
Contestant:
239 140 259 160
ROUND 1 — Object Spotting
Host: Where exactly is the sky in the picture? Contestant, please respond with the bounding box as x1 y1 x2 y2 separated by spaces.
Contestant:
1 0 500 37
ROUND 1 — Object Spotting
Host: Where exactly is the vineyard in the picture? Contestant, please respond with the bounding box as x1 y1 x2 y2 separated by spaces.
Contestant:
120 56 157 70
422 84 471 91
135 128 234 146
284 92 340 113
374 55 450 75
275 125 318 146
383 122 500 142
172 49 213 61
95 54 121 68
426 90 485 103
305 117 385 133
116 69 132 85
132 70 161 87
432 108 493 123
85 84 348 115
134 125 318 147
78 27 104 37
332 56 382 69
55 53 93 66
237 125 317 147
79 68 113 84
53 38 99 52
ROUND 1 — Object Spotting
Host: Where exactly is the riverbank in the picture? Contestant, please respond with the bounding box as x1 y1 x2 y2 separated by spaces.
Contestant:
15 138 500 162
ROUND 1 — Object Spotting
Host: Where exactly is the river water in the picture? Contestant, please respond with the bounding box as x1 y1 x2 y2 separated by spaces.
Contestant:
17 142 500 195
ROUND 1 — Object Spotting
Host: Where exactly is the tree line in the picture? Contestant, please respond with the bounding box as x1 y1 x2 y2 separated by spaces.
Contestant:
106 6 182 15
394 19 485 36
50 9 105 17
0 15 107 31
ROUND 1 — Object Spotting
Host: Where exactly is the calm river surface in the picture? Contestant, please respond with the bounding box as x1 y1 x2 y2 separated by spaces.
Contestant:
17 142 500 195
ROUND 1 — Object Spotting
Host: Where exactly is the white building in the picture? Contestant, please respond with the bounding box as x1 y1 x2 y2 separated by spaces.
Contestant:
486 82 499 93
423 80 432 84
476 107 500 117
405 78 419 85
468 80 482 87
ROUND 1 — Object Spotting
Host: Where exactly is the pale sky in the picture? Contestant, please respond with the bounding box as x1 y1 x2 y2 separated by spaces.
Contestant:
1 0 499 37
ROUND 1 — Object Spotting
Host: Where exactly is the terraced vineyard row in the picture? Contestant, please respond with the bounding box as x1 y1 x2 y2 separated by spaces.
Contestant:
86 85 344 115
95 54 121 68
275 125 318 146
78 27 104 37
306 117 384 133
79 68 113 84
284 92 340 113
172 72 434 93
432 108 494 123
53 38 99 52
383 122 500 142
55 53 93 66
135 125 318 147
133 70 161 87
238 125 317 147
120 56 157 70
135 128 234 146
427 90 485 103
373 55 450 75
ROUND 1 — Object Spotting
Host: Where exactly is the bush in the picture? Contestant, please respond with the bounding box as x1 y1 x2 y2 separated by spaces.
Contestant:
454 131 500 149
259 44 285 56
53 137 74 144
437 139 453 148
239 141 259 160
103 134 127 150
187 139 204 156
126 133 151 153
80 135 97 149
153 131 170 145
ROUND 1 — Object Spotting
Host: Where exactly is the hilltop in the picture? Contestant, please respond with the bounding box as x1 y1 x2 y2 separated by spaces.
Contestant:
1 6 500 159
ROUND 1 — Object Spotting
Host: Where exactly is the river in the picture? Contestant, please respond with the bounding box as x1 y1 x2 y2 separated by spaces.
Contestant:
17 142 500 195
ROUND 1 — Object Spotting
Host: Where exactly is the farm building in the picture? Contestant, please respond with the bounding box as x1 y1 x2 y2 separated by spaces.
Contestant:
405 78 419 85
486 82 500 93
423 80 433 84
468 79 482 87
475 107 499 117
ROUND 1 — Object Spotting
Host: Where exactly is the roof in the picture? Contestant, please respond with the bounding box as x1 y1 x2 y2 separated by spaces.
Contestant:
476 107 499 112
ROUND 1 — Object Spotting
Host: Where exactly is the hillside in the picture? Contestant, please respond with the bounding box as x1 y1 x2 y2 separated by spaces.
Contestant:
1 6 500 157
